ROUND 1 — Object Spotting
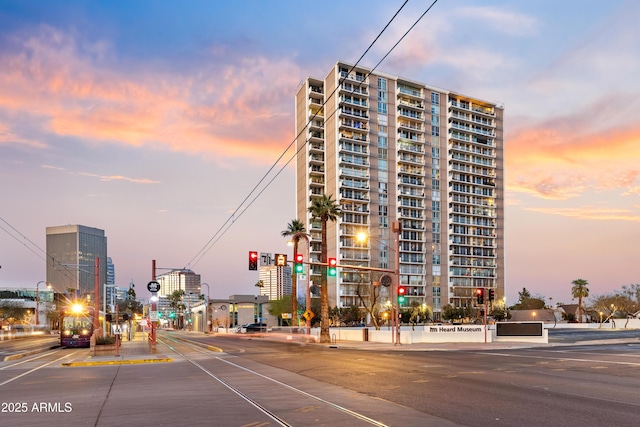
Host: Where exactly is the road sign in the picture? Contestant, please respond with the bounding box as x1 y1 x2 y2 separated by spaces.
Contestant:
149 311 158 321
303 310 314 321
275 253 287 267
147 281 160 292
260 252 272 266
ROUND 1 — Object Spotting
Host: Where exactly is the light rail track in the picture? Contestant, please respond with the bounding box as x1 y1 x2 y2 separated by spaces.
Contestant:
158 334 390 427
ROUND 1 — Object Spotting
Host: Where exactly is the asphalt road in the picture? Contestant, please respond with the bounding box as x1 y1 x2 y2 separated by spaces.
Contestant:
189 332 640 427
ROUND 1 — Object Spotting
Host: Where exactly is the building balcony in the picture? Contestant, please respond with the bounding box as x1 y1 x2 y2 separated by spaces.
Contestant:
397 85 422 99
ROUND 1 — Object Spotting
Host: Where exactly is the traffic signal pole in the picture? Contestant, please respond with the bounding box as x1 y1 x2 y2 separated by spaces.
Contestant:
484 288 488 343
150 260 157 353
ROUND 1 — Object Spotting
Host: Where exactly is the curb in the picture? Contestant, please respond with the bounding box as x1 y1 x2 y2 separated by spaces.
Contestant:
61 357 173 367
3 345 60 361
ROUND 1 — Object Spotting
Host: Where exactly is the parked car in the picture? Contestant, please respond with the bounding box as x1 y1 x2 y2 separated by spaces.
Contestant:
244 323 267 333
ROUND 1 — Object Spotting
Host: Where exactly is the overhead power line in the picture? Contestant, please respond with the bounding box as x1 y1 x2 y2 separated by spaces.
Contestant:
186 0 440 269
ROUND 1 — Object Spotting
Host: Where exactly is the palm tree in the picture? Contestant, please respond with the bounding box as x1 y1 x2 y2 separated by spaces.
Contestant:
571 278 589 323
281 219 306 326
308 194 341 343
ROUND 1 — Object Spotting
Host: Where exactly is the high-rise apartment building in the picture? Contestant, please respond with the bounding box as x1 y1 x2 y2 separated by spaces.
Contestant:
157 269 202 306
46 224 108 303
258 265 292 301
295 62 504 319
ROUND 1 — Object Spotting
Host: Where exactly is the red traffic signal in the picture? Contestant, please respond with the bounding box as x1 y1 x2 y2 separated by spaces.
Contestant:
397 286 407 304
249 251 258 270
327 258 337 276
476 288 484 304
294 253 304 274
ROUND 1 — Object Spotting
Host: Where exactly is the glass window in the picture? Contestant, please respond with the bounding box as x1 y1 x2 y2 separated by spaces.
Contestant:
378 103 387 114
431 92 439 104
378 136 387 148
378 77 387 91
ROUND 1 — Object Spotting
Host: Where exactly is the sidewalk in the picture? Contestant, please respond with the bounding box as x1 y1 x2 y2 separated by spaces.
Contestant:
61 331 173 367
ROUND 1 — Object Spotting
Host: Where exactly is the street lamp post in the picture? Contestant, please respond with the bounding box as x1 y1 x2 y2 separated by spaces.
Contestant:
200 283 210 332
392 221 402 345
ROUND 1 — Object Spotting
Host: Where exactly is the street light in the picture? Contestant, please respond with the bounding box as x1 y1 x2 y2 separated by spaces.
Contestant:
200 283 210 332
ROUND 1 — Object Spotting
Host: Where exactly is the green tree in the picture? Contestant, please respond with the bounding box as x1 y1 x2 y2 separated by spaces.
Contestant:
408 301 431 330
441 304 464 322
168 290 185 328
281 219 306 325
490 305 511 321
308 193 341 343
267 295 293 326
118 283 143 316
0 300 26 326
511 287 546 310
571 279 589 323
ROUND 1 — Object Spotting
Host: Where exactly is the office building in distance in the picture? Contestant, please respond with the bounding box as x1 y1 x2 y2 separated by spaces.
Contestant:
46 224 108 304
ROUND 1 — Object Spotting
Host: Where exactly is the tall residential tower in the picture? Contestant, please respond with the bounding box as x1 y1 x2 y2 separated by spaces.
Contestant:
295 62 504 319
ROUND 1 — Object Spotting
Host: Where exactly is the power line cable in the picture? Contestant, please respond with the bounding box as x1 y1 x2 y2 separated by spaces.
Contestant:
187 0 440 268
186 0 413 268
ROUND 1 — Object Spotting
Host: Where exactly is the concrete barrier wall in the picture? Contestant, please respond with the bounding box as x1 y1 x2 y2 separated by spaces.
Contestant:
321 320 639 344
545 319 640 329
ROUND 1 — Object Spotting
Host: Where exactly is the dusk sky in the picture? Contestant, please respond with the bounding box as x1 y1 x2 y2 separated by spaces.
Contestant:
1 0 638 306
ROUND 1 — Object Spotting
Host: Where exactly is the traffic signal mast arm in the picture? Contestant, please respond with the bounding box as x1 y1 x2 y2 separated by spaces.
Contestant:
306 261 394 274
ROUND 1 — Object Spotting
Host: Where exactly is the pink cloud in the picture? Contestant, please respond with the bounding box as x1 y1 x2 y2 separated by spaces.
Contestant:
0 25 300 162
506 100 640 200
526 206 640 223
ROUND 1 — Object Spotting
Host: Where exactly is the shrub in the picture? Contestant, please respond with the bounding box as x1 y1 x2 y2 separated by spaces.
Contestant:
95 335 116 345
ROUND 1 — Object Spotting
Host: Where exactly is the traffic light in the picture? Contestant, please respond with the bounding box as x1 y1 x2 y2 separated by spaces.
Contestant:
327 258 337 276
489 288 495 301
294 253 304 274
398 286 407 304
249 251 258 270
169 312 176 319
476 288 484 304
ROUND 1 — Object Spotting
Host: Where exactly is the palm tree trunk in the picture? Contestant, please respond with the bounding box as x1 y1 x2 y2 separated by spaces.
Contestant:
578 296 582 323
